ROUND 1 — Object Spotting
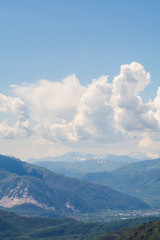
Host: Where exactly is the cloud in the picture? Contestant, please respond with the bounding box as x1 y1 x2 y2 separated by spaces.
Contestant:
153 86 160 126
72 75 126 142
139 135 160 158
0 62 160 158
147 152 160 159
33 75 128 144
139 136 154 149
12 74 86 123
0 118 32 139
0 94 32 138
0 93 26 116
111 62 159 132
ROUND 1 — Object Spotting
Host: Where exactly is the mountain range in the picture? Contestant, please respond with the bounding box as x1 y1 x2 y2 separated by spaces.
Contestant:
30 152 141 178
0 155 150 216
27 151 150 164
81 158 160 208
30 153 160 208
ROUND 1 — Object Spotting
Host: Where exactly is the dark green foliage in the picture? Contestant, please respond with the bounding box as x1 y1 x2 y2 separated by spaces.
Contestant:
0 208 160 240
96 220 160 240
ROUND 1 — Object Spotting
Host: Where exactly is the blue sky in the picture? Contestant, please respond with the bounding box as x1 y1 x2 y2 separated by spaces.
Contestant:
0 0 160 159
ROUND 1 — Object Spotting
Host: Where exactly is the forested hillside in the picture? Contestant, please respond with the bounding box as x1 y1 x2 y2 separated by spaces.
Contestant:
0 208 160 240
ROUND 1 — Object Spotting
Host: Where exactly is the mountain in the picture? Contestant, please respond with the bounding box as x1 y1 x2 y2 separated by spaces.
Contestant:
31 153 139 178
28 152 141 163
32 159 130 178
82 158 160 208
0 208 159 240
27 151 97 163
0 155 150 216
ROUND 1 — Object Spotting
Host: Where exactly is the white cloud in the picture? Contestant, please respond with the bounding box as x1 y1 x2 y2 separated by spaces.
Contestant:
139 136 154 148
33 75 128 144
153 87 160 126
147 152 160 159
0 62 160 158
35 120 76 143
12 74 86 123
139 135 160 159
0 118 32 139
72 75 126 142
0 94 32 139
111 62 159 132
0 93 26 116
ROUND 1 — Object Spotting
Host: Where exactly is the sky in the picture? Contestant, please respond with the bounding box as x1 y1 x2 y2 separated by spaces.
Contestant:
0 0 160 160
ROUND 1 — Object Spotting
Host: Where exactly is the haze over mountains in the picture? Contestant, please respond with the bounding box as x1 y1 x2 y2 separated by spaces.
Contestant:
0 153 160 239
30 152 160 209
28 151 145 178
28 151 150 163
0 155 150 217
82 158 160 208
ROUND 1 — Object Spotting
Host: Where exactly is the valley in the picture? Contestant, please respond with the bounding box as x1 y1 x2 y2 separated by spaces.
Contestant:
0 154 150 217
0 153 160 239
0 208 160 240
32 153 160 209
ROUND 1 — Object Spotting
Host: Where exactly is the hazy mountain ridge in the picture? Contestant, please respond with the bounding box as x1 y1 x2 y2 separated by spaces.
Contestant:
27 151 141 164
33 152 160 209
0 155 150 216
82 158 160 208
27 152 97 163
31 152 141 178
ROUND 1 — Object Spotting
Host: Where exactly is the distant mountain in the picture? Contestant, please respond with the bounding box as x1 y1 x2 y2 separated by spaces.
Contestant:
27 151 97 163
30 152 140 178
0 155 150 216
33 159 131 178
27 151 140 164
82 158 160 208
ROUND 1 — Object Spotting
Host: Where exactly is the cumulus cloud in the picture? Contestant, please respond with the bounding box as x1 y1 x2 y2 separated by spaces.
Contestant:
0 94 26 116
110 62 160 136
153 87 160 126
33 75 128 143
139 135 160 158
12 74 86 123
72 75 126 142
0 94 32 138
0 118 32 139
0 62 160 157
